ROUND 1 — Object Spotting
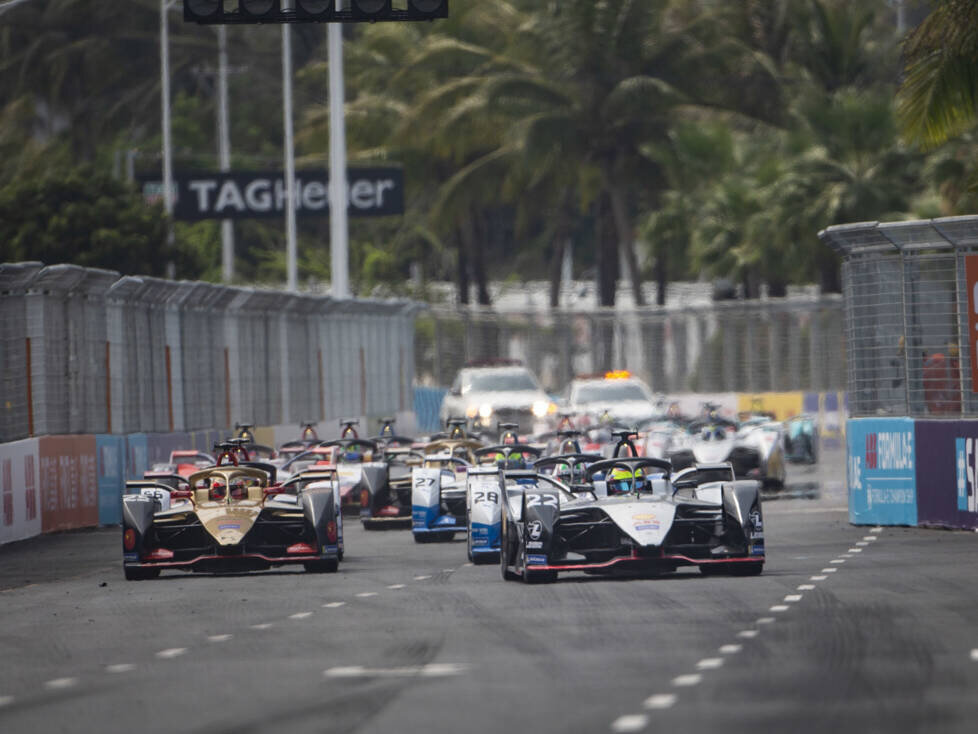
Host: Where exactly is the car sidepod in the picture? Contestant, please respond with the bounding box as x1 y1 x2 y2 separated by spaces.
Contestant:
297 487 341 572
466 467 504 563
411 466 463 541
122 495 160 579
501 486 560 583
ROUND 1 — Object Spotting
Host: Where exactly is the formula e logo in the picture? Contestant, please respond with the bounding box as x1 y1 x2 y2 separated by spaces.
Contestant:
954 438 978 512
865 434 878 469
527 520 543 541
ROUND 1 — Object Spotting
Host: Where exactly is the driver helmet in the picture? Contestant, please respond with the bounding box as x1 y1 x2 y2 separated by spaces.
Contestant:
608 466 645 495
209 480 227 501
230 478 247 499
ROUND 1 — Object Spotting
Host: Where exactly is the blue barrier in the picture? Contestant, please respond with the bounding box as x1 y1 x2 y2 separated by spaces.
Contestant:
846 417 917 525
414 387 447 433
95 435 126 525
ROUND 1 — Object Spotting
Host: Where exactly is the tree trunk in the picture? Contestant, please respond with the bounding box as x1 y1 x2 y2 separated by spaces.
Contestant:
606 177 646 307
596 195 618 308
456 227 470 306
470 210 492 306
655 245 668 306
549 237 566 309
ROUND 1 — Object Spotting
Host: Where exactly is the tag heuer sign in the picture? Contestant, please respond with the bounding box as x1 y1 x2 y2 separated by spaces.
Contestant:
138 168 404 221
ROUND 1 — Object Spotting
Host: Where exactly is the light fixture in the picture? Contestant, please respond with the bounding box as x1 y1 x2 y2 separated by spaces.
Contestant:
239 0 279 19
350 0 390 20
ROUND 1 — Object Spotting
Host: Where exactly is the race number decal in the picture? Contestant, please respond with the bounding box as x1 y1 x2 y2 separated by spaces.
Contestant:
526 492 558 509
140 488 171 512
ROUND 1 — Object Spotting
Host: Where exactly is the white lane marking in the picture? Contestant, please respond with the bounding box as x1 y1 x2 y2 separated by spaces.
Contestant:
250 623 274 630
0 695 12 707
355 592 378 598
720 644 742 655
463 563 474 567
737 630 759 639
105 664 135 674
847 548 862 553
672 674 702 687
822 568 838 573
756 617 775 625
970 649 978 662
810 576 827 581
322 602 345 608
324 663 468 678
44 677 78 690
208 634 232 642
697 658 724 670
830 559 845 564
855 541 869 546
864 536 878 541
413 575 431 581
156 648 187 659
784 595 803 603
289 612 313 620
611 714 649 732
797 585 816 591
442 568 455 573
870 527 883 533
769 605 789 612
644 693 677 710
387 584 405 589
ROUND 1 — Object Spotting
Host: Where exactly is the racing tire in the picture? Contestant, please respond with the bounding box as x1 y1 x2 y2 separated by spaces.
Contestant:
499 522 520 581
414 532 434 544
304 558 339 573
472 551 499 566
729 561 764 576
123 566 161 581
518 546 556 584
698 564 728 576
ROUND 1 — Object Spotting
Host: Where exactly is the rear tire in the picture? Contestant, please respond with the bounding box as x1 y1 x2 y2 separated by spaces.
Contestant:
304 558 339 573
414 532 433 544
730 561 764 576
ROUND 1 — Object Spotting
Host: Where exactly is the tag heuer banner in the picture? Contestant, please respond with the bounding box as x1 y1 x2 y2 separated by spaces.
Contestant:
138 168 404 221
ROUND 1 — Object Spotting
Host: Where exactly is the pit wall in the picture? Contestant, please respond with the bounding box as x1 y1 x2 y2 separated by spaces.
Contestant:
846 417 978 529
0 410 416 546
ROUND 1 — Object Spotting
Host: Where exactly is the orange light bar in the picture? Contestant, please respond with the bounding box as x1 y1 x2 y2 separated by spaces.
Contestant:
604 370 632 380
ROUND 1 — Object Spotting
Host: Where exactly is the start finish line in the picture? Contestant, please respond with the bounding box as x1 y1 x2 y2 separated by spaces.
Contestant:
138 167 404 221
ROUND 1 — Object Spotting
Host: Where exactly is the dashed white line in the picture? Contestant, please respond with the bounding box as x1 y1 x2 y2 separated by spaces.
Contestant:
208 634 232 642
413 575 432 581
0 695 12 707
830 559 845 564
672 674 702 687
784 594 803 603
387 584 405 589
855 541 868 546
442 568 455 573
821 568 838 573
324 663 468 678
421 663 469 677
797 585 815 591
105 664 135 674
697 658 724 670
644 693 677 710
870 527 883 533
463 563 474 567
847 548 862 553
769 605 789 612
810 575 827 581
156 648 187 659
356 592 378 598
289 612 313 620
970 649 978 662
864 536 878 541
737 630 759 639
44 677 78 690
251 623 274 630
322 602 345 608
756 617 775 625
611 714 649 732
719 644 742 655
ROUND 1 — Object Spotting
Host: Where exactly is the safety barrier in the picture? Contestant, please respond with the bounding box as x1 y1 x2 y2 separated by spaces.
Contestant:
0 262 420 443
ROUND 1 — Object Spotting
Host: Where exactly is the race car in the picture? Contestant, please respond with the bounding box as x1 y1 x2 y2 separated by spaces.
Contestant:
667 416 786 490
121 453 341 580
411 438 482 543
784 414 818 464
359 446 424 529
464 444 542 563
465 451 600 564
318 438 388 514
499 456 765 583
149 449 215 478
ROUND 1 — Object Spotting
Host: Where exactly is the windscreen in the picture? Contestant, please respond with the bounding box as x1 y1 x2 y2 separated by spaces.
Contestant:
574 382 649 403
466 372 538 392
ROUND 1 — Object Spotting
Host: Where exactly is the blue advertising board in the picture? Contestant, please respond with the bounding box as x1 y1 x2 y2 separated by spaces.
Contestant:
95 435 125 525
846 417 917 525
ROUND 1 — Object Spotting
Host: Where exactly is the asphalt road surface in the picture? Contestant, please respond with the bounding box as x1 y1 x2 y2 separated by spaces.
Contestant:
1 449 976 734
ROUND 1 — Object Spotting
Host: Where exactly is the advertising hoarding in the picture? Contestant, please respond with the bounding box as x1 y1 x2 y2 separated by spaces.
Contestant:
846 417 917 525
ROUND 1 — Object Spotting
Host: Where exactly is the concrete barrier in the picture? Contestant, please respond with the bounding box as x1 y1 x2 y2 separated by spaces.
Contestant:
38 435 98 533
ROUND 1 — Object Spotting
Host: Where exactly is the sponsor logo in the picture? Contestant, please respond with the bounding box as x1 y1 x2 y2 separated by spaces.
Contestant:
955 438 978 512
527 554 548 565
218 523 240 530
528 520 543 540
864 432 913 471
632 513 659 531
526 541 543 549
749 509 763 532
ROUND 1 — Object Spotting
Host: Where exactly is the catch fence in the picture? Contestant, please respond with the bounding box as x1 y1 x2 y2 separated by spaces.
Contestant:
0 262 418 443
415 297 845 396
821 216 978 417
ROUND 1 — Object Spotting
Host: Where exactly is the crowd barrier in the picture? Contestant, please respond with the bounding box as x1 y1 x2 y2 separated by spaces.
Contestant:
846 417 978 529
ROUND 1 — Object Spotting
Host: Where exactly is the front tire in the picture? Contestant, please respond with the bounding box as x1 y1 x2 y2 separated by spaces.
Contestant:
730 561 764 576
123 566 161 581
304 558 339 573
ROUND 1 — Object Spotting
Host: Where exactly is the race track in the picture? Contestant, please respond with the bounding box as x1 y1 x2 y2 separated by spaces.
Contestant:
1 449 976 734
